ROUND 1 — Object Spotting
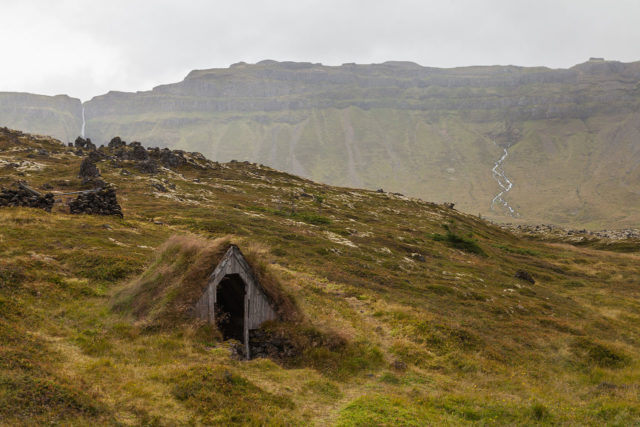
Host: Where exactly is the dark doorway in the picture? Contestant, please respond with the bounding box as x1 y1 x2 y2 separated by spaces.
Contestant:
215 274 246 342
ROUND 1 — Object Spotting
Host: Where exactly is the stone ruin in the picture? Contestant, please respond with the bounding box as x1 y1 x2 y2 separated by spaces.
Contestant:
69 187 123 217
0 183 54 212
78 152 101 183
74 136 96 150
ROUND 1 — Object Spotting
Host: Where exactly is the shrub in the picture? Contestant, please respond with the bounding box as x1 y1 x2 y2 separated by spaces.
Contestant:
292 211 331 225
431 224 485 255
0 264 25 289
572 338 630 368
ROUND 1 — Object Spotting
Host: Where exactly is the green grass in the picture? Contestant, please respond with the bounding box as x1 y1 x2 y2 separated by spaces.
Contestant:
171 367 297 425
432 224 485 255
0 128 639 425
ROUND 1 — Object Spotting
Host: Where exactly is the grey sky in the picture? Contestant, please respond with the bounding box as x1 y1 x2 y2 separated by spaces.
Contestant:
1 0 639 101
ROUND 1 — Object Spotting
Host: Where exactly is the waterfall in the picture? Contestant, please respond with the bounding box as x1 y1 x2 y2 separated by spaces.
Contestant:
490 141 518 217
81 105 86 138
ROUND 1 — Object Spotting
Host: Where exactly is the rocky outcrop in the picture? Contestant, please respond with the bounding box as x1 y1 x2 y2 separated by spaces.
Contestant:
103 136 208 172
74 136 96 150
501 223 640 241
108 136 126 149
84 59 640 128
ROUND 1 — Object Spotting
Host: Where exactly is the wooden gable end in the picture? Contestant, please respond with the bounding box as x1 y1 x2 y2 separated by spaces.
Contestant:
194 245 277 357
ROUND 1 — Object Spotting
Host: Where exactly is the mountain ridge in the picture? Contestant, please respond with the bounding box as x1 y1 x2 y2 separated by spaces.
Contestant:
1 58 639 229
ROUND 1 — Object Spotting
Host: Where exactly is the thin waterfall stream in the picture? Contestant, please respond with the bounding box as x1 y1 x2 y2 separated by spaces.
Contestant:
81 105 86 138
490 141 518 217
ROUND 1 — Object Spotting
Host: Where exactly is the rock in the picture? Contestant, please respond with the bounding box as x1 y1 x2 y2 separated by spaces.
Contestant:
248 329 298 360
376 188 384 193
0 185 54 212
137 160 158 174
444 202 455 209
410 252 426 262
152 182 168 192
156 148 185 168
92 178 108 188
514 269 535 284
69 187 123 217
108 136 126 149
74 136 96 150
78 157 100 182
74 136 87 148
131 145 149 161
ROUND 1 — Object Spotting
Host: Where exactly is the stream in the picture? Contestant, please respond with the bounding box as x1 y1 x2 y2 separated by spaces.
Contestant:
81 105 86 138
490 142 518 217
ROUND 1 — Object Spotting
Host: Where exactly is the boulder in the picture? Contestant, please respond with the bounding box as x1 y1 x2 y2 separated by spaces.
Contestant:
74 136 96 150
108 136 126 149
131 145 149 161
514 269 535 284
137 160 158 174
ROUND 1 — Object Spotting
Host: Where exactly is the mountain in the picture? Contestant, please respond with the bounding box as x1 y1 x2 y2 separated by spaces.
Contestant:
0 92 81 141
1 127 639 424
1 58 640 228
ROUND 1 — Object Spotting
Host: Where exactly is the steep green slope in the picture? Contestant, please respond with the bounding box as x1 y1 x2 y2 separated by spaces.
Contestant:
0 93 81 142
1 59 639 228
1 128 639 425
81 59 640 228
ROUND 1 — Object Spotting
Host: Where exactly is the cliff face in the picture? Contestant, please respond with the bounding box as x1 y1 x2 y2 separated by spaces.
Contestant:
1 59 639 228
0 93 81 142
85 59 640 120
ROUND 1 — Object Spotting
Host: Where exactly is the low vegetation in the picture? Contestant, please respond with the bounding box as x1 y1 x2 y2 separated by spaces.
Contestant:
0 128 639 425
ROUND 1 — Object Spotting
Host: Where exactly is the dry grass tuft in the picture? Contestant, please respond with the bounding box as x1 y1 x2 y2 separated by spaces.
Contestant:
242 242 302 322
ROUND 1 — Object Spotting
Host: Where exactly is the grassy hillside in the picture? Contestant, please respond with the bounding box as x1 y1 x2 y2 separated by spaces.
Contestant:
1 128 639 425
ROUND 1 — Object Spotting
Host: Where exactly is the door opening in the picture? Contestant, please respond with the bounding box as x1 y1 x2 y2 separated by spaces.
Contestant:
215 274 245 342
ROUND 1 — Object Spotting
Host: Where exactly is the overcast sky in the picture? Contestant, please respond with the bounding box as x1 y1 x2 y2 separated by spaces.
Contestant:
1 0 639 101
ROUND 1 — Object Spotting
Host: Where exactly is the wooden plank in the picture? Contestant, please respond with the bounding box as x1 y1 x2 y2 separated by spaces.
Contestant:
18 182 42 197
244 281 250 359
207 283 215 324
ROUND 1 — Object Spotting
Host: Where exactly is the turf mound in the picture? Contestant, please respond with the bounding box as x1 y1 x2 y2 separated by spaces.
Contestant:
112 234 300 328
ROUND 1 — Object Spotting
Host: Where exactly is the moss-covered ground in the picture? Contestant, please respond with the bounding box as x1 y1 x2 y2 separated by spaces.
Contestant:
0 129 639 425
